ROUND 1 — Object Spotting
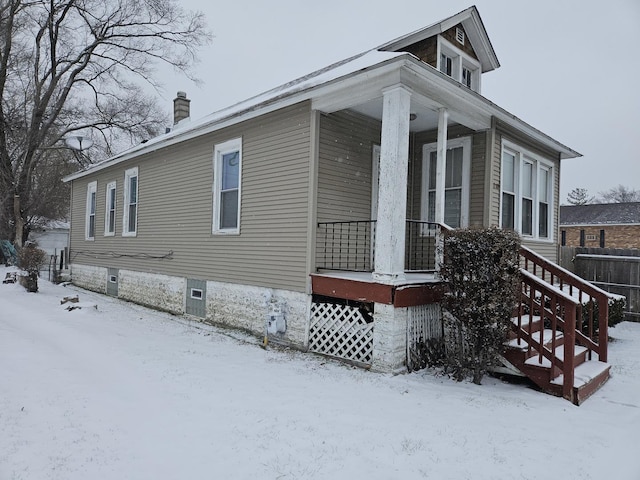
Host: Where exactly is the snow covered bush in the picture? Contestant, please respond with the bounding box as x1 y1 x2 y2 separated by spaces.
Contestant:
440 227 521 384
17 243 48 292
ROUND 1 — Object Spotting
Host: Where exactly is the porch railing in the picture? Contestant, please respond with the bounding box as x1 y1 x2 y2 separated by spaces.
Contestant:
316 220 441 272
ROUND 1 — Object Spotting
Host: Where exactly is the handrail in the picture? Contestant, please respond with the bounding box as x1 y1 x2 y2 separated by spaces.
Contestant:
520 245 616 301
518 268 577 401
520 245 610 362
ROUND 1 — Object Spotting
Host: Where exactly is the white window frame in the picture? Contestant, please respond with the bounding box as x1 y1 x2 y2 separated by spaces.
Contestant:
499 140 555 242
436 36 481 93
212 138 242 235
421 136 472 229
85 181 97 241
122 167 138 237
104 181 116 236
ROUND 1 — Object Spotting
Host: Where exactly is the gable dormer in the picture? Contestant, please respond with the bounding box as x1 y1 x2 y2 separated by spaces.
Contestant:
377 6 499 94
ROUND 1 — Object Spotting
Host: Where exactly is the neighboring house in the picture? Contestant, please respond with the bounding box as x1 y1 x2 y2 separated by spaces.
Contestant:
64 7 612 403
560 202 640 249
30 220 70 260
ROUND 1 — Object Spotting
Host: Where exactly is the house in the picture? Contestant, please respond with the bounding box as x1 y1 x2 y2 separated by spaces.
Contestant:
560 202 640 249
30 219 70 262
64 6 613 404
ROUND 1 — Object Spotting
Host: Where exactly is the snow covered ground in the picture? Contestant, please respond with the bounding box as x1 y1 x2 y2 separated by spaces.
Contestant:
1 266 639 480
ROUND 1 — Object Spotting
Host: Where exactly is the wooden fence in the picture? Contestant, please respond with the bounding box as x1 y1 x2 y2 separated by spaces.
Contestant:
559 246 640 321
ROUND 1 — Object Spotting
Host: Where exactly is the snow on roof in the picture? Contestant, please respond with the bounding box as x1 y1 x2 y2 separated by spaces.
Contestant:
560 203 640 226
64 49 404 182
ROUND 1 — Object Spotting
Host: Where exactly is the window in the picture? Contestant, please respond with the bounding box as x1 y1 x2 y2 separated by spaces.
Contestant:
440 53 453 76
104 181 116 236
213 138 242 234
600 229 605 248
500 142 554 241
190 288 203 300
462 67 473 88
123 167 138 236
437 37 481 92
561 230 566 246
422 137 471 229
85 181 97 240
580 229 585 247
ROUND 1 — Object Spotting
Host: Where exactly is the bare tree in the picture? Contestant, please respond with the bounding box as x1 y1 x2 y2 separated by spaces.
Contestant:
566 187 594 205
597 185 640 204
0 0 211 245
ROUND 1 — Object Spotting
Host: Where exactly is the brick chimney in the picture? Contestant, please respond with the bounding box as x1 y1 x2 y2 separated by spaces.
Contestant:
173 91 190 125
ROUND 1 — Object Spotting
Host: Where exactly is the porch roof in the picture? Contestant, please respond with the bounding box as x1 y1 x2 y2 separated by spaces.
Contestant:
65 25 579 182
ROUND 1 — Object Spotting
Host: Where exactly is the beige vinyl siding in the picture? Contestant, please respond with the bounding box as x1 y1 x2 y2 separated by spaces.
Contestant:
468 132 486 227
69 102 312 292
316 111 381 222
315 111 381 270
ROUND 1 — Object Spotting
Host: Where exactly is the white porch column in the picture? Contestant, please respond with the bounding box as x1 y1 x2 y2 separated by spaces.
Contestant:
434 108 449 225
373 85 411 283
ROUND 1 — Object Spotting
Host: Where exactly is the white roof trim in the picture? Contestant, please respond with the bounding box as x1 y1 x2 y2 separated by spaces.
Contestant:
377 6 499 72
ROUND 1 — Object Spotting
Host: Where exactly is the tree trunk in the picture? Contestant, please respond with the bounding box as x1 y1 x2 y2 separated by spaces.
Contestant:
13 194 24 248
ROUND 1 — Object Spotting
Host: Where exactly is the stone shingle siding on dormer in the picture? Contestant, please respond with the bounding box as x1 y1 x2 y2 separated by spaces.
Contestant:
441 24 478 60
401 36 438 68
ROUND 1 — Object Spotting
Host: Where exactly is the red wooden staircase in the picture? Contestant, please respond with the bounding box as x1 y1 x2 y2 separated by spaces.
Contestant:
501 246 615 405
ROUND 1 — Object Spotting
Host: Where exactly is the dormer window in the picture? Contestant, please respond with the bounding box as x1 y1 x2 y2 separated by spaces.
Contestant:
437 36 481 93
440 53 453 76
462 66 474 88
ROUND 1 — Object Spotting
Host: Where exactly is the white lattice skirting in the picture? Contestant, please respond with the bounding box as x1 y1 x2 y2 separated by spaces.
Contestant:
309 302 373 365
407 304 443 371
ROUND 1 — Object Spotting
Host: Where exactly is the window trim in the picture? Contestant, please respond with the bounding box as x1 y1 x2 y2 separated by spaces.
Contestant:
85 181 97 241
499 140 555 242
212 138 242 235
421 136 472 229
436 36 481 92
104 181 116 236
122 167 138 237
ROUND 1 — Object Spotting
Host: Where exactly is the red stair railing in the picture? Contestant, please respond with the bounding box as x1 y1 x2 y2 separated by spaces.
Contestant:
519 246 612 362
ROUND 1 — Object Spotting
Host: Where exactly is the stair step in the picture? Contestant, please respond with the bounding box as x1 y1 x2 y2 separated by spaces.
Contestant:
551 360 611 389
524 345 588 368
511 315 543 328
506 329 563 351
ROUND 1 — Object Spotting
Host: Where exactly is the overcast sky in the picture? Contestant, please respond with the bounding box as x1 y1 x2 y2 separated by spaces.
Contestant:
160 0 640 203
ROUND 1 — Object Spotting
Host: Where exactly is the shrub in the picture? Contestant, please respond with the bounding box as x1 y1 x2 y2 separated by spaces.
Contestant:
439 227 521 384
17 243 48 293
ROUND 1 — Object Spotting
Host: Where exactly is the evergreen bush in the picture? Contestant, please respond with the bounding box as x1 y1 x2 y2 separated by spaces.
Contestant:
439 227 521 384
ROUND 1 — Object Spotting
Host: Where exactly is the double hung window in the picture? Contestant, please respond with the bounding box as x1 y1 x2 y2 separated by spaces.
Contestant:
123 167 138 236
500 142 554 240
85 181 97 240
105 181 116 236
422 137 471 229
213 138 242 234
